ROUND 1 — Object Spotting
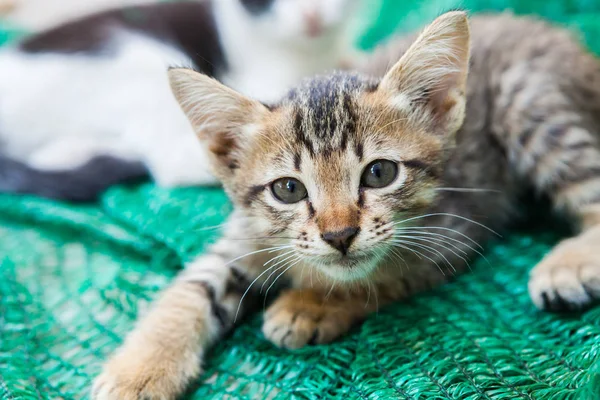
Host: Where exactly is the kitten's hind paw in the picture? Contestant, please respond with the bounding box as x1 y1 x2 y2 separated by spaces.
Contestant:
262 289 360 349
529 231 600 312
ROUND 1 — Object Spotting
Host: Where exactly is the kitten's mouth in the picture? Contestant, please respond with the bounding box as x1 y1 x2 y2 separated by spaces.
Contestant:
313 251 382 282
335 253 374 268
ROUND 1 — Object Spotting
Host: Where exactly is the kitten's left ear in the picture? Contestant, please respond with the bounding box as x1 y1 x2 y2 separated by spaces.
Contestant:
379 11 471 135
168 68 270 177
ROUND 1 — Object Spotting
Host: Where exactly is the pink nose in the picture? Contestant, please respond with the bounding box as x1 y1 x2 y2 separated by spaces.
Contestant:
304 11 323 37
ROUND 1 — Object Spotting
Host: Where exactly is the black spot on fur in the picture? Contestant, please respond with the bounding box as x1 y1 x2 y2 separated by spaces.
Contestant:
294 111 315 156
188 281 229 329
355 142 364 161
410 88 432 107
20 2 226 76
244 184 265 206
357 189 365 208
226 267 251 294
307 202 316 219
342 93 357 150
294 153 302 171
262 102 278 112
364 82 379 93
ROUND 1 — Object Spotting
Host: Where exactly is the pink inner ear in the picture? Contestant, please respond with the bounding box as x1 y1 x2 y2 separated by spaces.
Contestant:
429 72 461 116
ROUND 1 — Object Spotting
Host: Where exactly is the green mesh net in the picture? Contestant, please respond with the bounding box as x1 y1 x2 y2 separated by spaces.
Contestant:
2 1 600 399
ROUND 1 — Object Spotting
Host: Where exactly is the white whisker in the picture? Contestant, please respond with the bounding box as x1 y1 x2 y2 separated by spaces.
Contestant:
225 245 294 266
260 251 299 292
394 225 484 250
391 239 456 273
234 252 294 322
387 246 409 274
393 233 469 257
263 249 297 268
391 243 445 276
393 213 501 236
393 228 490 265
435 187 502 193
392 235 470 270
264 258 302 298
325 280 338 301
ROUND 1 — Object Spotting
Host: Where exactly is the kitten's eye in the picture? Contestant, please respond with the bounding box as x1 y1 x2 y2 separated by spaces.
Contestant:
271 178 308 204
361 160 398 188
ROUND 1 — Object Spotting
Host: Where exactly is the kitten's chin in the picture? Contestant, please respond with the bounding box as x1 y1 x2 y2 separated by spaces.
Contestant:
312 253 383 283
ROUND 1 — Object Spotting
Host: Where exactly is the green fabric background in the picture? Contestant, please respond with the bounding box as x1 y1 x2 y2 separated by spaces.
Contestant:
1 1 600 398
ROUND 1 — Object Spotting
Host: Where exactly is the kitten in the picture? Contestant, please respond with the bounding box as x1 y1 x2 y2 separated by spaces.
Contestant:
92 11 600 399
0 0 358 201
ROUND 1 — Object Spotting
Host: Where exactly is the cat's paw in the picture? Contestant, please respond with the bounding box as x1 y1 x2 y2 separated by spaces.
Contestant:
91 347 200 400
262 289 356 349
529 234 600 312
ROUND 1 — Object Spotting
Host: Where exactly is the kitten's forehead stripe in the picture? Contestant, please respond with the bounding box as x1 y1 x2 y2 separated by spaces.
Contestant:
355 142 364 161
285 72 378 157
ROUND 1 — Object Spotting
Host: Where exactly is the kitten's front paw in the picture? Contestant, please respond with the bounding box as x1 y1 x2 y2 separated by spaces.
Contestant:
529 235 600 312
262 289 357 349
92 348 200 400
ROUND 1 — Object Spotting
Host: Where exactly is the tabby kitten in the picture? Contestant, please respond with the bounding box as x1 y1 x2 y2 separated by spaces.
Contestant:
93 11 600 399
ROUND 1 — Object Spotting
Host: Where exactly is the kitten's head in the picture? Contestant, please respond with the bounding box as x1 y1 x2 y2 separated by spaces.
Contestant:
225 0 358 45
170 12 470 282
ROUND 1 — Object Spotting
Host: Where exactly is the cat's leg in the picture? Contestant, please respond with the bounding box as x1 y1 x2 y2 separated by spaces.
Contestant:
263 264 443 349
92 239 260 399
495 70 600 311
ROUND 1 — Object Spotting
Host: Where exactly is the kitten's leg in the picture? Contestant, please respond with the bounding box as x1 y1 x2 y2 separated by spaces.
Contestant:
262 265 442 349
496 71 600 310
92 247 257 399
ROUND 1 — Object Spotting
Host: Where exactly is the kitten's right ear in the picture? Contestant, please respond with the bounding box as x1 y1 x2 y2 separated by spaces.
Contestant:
379 11 470 136
168 68 270 175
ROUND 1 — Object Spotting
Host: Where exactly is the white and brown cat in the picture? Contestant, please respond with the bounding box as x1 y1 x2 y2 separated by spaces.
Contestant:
92 11 600 399
0 0 359 201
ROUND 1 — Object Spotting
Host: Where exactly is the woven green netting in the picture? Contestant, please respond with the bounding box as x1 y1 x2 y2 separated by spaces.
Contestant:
2 1 600 398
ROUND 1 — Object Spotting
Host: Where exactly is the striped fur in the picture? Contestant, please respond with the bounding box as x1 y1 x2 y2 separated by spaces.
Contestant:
93 12 600 399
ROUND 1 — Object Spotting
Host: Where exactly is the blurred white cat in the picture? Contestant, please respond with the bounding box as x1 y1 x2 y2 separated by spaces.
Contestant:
0 0 360 201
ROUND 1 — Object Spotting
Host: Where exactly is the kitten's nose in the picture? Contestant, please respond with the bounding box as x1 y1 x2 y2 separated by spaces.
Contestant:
322 227 359 255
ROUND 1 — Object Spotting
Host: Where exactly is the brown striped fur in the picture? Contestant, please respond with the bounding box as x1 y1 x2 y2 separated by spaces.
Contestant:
93 12 600 399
